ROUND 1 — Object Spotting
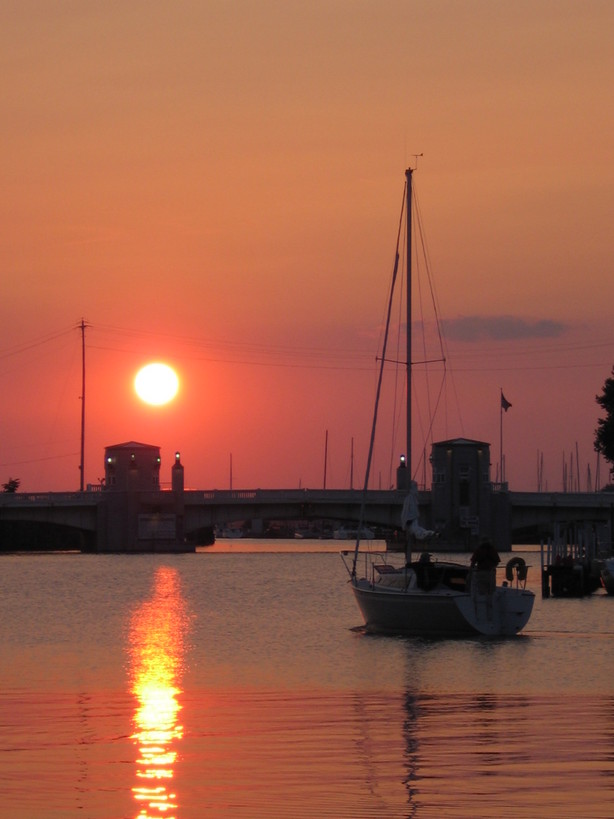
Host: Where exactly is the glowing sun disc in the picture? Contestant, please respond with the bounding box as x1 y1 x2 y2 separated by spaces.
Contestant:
135 363 179 406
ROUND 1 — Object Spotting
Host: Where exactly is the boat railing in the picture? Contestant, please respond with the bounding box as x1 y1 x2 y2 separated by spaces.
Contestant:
340 548 394 582
342 548 477 593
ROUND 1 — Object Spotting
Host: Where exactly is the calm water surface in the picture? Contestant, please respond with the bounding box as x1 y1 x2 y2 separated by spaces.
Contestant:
1 543 614 818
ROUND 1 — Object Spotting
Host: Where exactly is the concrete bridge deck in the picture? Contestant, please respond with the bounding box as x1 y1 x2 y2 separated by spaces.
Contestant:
0 487 407 532
508 490 614 536
1 487 613 551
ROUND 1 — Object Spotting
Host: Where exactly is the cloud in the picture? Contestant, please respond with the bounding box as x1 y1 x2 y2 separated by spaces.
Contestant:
441 315 568 342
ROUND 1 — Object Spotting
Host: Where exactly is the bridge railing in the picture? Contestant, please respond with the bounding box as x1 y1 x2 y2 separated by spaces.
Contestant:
191 488 405 504
0 492 99 505
0 487 410 507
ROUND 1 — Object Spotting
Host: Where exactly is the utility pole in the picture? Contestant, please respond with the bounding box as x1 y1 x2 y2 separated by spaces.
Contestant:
79 319 87 492
323 430 328 489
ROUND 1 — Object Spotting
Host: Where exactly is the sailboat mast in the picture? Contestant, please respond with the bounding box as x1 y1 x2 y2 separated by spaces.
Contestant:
405 167 413 475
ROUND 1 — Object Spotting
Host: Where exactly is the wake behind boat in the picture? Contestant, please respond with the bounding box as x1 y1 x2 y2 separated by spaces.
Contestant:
342 167 534 638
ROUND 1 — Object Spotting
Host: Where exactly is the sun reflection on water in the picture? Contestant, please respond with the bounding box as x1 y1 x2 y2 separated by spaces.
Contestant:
129 566 189 819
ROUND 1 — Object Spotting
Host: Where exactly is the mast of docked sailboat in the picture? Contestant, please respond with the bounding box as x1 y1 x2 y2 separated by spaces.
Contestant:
350 174 406 576
405 167 413 476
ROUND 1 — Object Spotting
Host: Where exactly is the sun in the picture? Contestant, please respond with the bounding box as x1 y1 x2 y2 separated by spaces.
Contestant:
134 363 179 406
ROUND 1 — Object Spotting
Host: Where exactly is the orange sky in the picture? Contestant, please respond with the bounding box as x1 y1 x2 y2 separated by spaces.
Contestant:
1 1 613 493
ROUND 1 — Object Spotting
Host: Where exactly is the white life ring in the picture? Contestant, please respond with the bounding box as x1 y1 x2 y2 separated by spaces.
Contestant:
506 556 527 582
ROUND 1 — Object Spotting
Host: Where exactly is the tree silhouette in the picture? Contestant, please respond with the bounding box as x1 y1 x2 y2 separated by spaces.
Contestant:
2 477 20 493
595 366 614 477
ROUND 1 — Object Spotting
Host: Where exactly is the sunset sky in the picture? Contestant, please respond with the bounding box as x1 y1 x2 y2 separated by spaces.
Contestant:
1 1 613 493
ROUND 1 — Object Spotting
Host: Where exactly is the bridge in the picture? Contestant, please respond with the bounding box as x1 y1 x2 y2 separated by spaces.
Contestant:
509 490 614 529
1 485 613 552
0 487 409 551
185 488 406 533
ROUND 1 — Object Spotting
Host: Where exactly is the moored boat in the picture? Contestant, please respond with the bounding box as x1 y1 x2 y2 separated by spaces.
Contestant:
344 549 533 637
601 557 614 595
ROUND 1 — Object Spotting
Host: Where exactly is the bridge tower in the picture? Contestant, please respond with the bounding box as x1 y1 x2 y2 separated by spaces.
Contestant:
104 441 161 490
98 442 191 552
429 438 503 550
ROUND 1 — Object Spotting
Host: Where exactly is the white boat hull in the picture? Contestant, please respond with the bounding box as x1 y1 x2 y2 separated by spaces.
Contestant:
352 580 534 638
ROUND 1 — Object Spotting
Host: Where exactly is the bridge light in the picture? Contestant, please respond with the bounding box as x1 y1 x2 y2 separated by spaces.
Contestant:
175 451 181 463
399 454 406 467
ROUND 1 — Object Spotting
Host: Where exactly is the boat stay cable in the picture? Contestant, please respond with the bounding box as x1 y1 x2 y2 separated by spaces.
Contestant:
351 182 407 577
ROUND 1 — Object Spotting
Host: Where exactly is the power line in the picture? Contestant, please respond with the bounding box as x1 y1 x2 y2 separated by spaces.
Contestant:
0 452 80 467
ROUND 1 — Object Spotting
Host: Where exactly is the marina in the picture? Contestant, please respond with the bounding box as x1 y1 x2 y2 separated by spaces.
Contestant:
540 520 607 598
3 5 614 814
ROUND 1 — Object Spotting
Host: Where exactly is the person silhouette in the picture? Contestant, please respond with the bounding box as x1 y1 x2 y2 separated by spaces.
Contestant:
470 540 500 614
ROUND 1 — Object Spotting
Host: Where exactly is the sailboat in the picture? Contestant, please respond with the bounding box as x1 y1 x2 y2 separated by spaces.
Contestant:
341 168 535 637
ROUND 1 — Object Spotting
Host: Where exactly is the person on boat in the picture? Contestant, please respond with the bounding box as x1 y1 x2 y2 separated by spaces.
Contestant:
470 539 500 601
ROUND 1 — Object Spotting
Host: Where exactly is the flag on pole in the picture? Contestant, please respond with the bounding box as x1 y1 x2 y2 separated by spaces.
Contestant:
501 392 512 412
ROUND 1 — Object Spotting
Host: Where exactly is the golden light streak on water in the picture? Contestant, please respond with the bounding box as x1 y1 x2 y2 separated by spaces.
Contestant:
129 567 190 819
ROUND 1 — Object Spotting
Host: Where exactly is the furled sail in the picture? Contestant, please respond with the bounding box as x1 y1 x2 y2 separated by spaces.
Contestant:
401 481 435 540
